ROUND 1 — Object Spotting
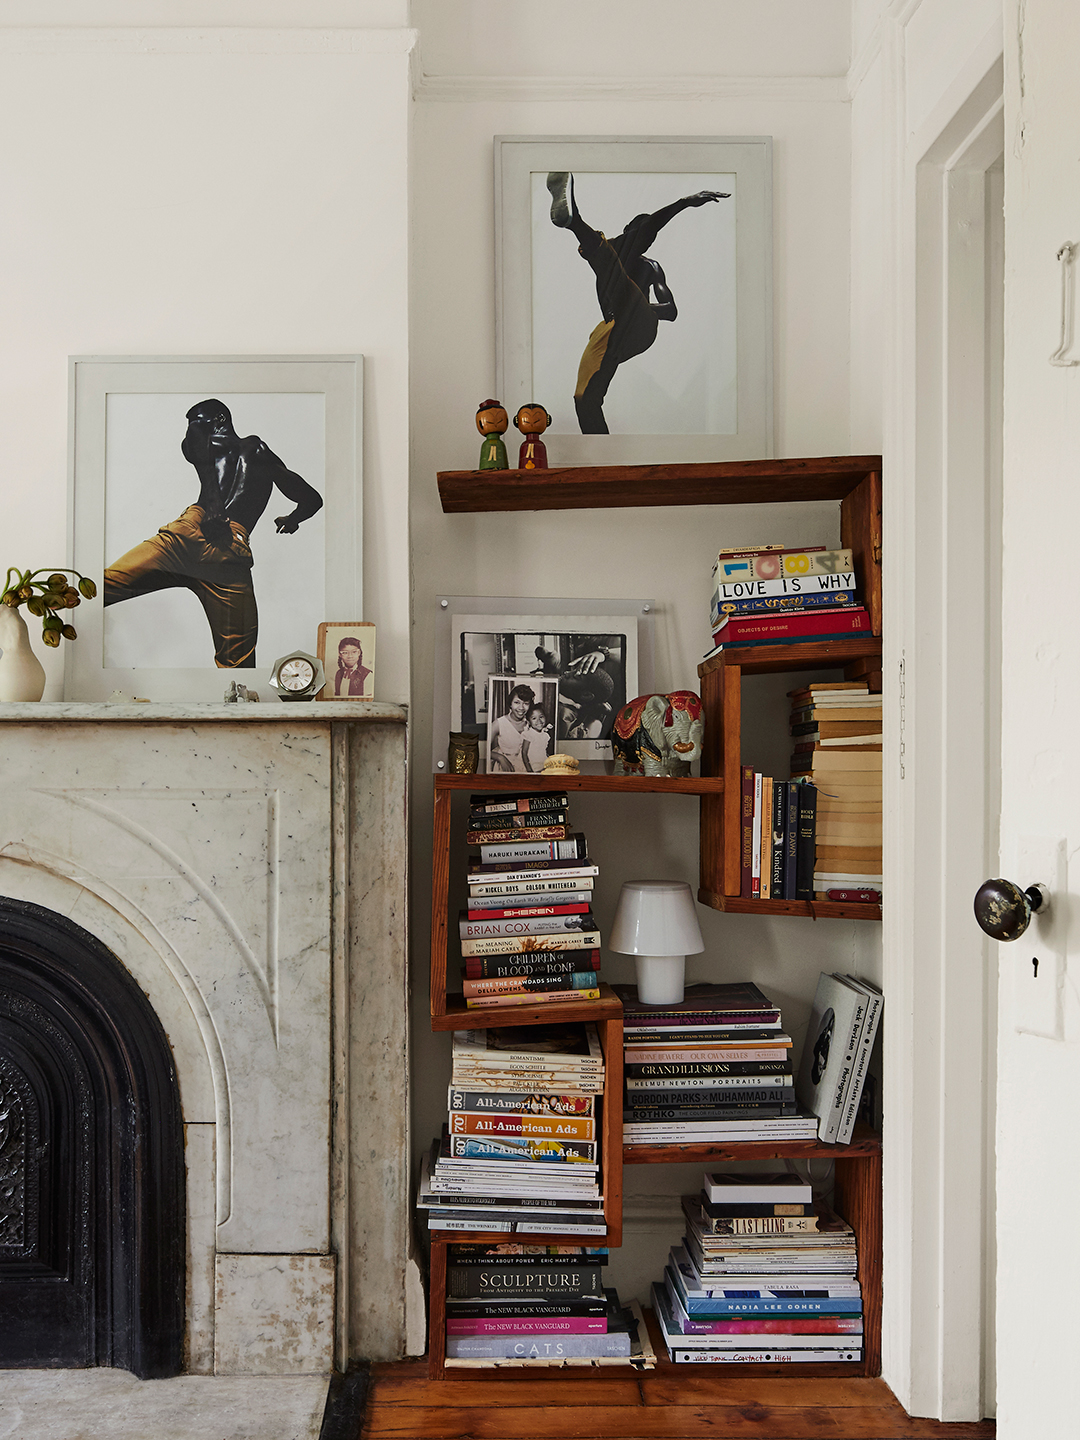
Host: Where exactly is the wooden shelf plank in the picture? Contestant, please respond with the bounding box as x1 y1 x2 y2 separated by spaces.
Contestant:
437 456 883 514
698 636 883 678
623 1124 882 1165
432 982 623 1031
697 890 882 921
435 773 723 795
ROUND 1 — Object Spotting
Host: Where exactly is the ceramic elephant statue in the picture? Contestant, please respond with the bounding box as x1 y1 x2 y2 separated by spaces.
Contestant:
611 690 705 777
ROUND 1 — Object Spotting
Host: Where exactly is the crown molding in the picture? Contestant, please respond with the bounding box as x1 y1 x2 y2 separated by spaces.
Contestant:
413 71 849 106
0 26 417 55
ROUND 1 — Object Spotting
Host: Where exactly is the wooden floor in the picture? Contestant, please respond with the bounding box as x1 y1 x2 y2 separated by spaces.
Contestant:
364 1321 996 1440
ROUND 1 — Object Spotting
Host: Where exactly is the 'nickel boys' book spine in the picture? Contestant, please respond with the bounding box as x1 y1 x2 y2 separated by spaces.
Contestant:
469 793 569 814
463 951 600 979
476 834 589 864
712 589 856 619
467 810 570 831
461 972 599 999
468 879 596 900
459 913 596 940
446 1334 632 1359
461 931 601 958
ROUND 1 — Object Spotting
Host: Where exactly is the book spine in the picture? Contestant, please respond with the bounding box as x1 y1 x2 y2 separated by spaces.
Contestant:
836 990 882 1144
668 1348 862 1364
463 954 600 980
626 1063 793 1082
673 1315 861 1335
469 794 569 814
466 901 593 919
739 766 754 898
698 1202 810 1218
795 784 817 901
620 1054 790 1070
681 1294 863 1315
447 1266 603 1299
443 1298 606 1318
477 835 588 864
626 1082 794 1103
758 776 773 900
465 988 601 1009
820 993 868 1145
468 878 595 898
460 930 601 957
467 810 569 830
783 780 799 899
449 1113 596 1140
626 1107 798 1125
697 1215 821 1235
770 779 786 898
714 605 869 643
824 889 881 903
459 914 595 939
751 772 762 898
447 1134 597 1163
712 589 856 619
445 1334 631 1359
445 1317 607 1335
469 861 598 881
465 825 568 845
713 569 857 602
624 1010 780 1028
462 972 598 998
713 547 852 582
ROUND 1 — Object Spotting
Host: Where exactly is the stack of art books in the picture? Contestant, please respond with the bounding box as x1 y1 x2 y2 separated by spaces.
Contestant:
443 1243 643 1362
462 791 601 1010
788 681 883 903
652 1171 863 1364
416 1022 607 1239
704 544 870 660
615 982 819 1145
794 972 883 1144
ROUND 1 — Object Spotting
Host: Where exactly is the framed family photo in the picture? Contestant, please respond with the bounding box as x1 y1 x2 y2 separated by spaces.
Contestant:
486 675 559 774
432 595 656 773
317 621 376 700
495 135 773 465
67 355 363 702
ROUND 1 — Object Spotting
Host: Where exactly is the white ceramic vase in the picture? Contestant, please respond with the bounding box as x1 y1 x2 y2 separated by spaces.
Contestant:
0 605 47 702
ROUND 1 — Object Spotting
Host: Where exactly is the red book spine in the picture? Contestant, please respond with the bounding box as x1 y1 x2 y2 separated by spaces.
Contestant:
714 607 870 645
740 766 754 899
825 888 882 903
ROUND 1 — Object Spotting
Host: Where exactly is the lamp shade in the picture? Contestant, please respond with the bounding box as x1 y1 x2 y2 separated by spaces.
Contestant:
608 880 705 957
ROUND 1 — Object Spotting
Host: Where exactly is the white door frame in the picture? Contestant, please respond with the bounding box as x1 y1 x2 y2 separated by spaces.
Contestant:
881 55 1003 1420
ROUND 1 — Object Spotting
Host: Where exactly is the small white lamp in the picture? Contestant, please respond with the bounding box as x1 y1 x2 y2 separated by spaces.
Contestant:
608 879 705 1006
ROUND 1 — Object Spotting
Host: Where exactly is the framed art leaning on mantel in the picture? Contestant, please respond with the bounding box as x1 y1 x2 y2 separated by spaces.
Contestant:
67 355 363 703
495 135 773 467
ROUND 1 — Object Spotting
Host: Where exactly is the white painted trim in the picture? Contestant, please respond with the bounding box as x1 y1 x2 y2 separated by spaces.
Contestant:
413 72 848 105
0 26 417 54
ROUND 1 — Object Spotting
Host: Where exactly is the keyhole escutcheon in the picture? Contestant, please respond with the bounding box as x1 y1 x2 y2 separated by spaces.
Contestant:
1033 957 1039 977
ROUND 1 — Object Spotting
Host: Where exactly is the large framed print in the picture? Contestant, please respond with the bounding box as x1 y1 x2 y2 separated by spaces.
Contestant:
496 135 772 466
433 596 656 773
67 356 362 702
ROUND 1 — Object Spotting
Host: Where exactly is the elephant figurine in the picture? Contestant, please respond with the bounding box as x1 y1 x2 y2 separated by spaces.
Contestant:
611 690 705 777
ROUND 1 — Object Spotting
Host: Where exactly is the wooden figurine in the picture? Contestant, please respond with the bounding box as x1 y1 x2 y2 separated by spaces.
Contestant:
514 403 551 470
476 399 509 470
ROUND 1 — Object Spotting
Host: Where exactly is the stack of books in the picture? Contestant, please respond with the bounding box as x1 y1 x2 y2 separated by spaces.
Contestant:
462 791 601 1010
705 544 871 659
788 682 882 903
443 1243 643 1362
417 1022 607 1238
737 768 817 900
795 972 883 1144
652 1171 863 1364
615 982 819 1145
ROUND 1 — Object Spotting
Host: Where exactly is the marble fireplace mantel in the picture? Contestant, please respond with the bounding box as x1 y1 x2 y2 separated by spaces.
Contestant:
0 701 411 1375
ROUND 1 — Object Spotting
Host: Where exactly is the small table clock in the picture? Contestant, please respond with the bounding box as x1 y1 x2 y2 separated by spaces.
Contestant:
268 651 325 701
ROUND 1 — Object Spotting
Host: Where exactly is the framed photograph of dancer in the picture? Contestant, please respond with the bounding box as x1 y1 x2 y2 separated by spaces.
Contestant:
317 621 376 701
67 355 363 702
495 135 772 465
486 675 560 775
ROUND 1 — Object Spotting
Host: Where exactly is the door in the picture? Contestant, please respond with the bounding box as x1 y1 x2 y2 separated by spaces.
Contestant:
995 1 1080 1431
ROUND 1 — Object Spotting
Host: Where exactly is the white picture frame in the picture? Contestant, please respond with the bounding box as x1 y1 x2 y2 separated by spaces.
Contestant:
67 355 363 702
495 135 773 466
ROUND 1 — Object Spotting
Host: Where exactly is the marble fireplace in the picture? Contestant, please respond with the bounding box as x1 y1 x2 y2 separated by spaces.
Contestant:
0 702 412 1376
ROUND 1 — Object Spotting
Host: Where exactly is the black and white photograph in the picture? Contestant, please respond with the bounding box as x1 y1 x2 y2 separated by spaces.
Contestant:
485 675 559 774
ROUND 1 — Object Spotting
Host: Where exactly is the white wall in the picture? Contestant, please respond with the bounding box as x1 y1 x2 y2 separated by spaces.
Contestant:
407 0 871 1309
0 12 412 704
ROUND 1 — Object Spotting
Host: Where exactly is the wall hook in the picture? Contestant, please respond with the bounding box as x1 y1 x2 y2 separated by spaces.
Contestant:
1049 242 1080 366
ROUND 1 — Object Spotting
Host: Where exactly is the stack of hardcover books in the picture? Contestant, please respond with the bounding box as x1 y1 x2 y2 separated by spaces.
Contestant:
615 982 818 1145
652 1171 863 1364
795 972 883 1144
705 544 870 660
788 682 882 903
443 1243 643 1362
417 1022 607 1238
462 791 601 1010
736 768 818 901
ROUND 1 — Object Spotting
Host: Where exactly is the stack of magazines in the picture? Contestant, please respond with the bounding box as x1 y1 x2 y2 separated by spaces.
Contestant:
616 982 818 1144
652 1171 863 1364
416 1023 607 1239
462 791 601 1010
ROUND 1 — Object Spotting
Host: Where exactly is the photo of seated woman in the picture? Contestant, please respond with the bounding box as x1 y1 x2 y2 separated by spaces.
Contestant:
486 676 559 773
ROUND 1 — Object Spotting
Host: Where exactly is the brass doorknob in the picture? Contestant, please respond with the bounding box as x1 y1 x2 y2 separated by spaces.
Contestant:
973 878 1049 941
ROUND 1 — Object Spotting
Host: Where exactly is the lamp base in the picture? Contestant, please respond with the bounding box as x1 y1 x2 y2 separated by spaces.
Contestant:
634 954 686 1006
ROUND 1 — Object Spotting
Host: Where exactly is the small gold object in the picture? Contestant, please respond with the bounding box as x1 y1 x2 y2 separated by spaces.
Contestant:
542 753 579 775
448 731 479 774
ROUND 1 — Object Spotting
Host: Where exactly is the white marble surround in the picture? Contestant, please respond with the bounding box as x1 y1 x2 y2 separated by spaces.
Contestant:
0 702 410 1374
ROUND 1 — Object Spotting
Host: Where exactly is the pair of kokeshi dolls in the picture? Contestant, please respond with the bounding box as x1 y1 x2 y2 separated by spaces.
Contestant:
476 399 550 470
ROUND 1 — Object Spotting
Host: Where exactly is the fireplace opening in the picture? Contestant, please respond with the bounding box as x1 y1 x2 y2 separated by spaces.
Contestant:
0 897 185 1377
